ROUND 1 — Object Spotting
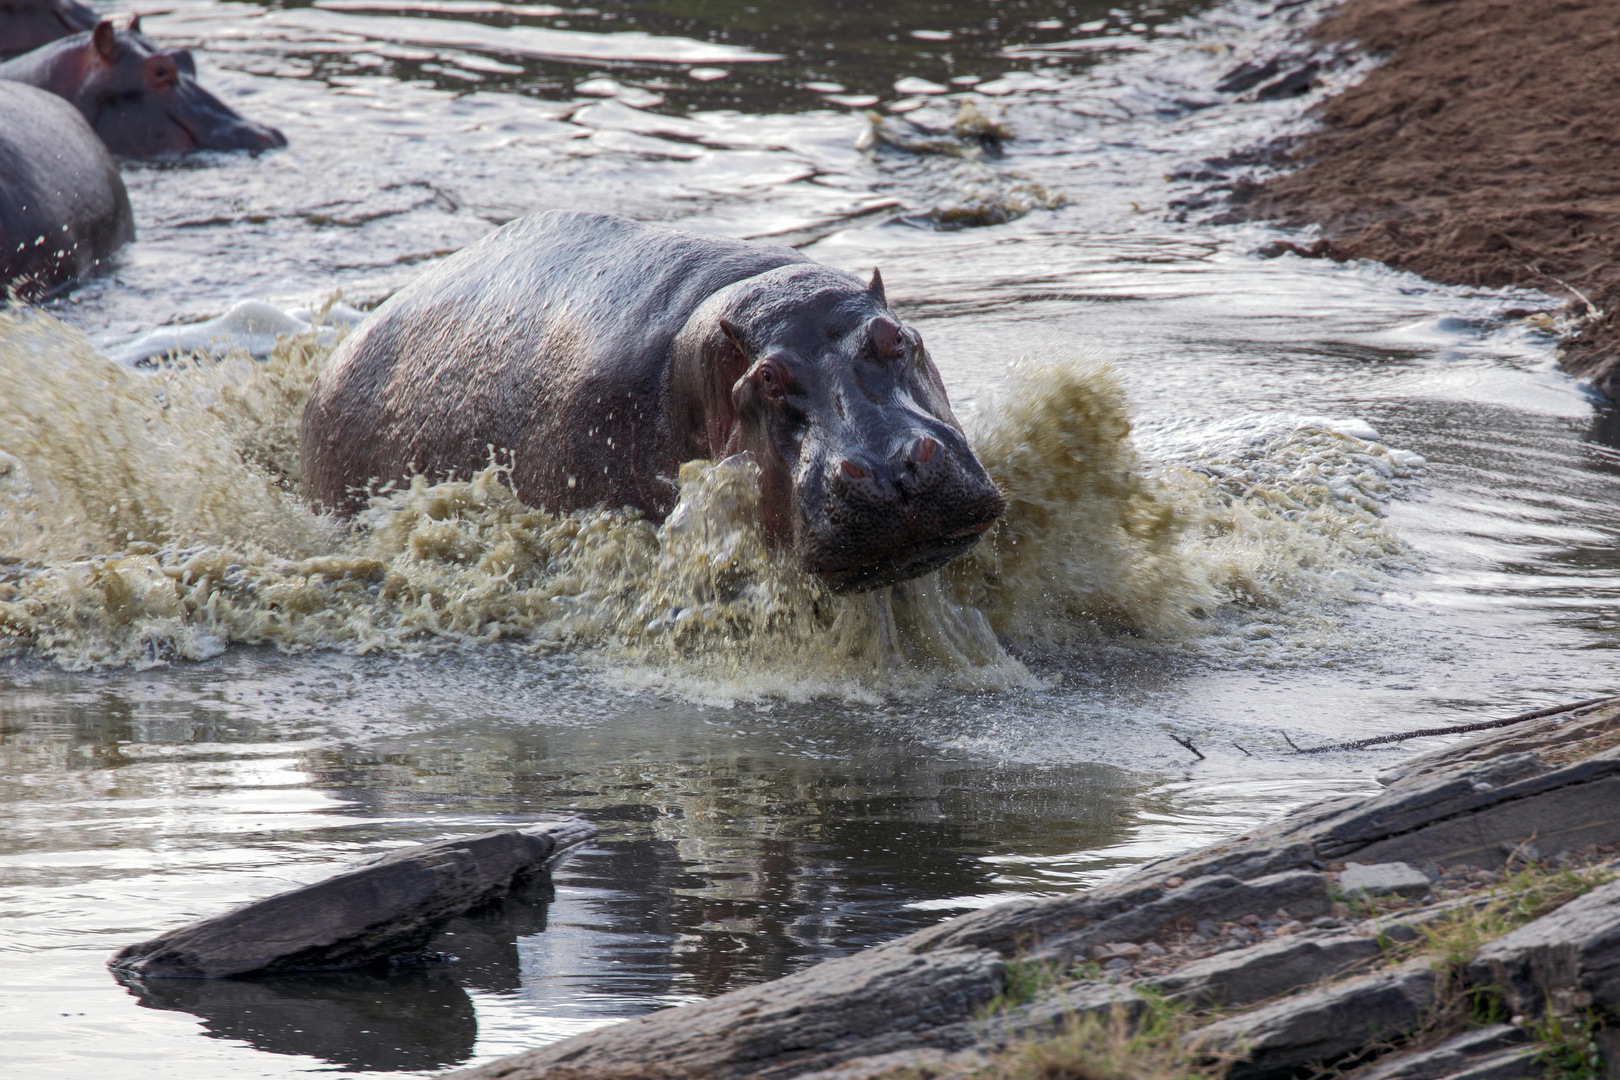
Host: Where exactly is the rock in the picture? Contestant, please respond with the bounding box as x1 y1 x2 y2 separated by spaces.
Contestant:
440 946 1008 1080
109 819 595 979
442 701 1620 1080
1467 876 1620 1016
1435 1045 1541 1080
1149 930 1384 1007
1341 862 1433 898
1188 958 1436 1080
1376 698 1620 789
1027 870 1332 964
1344 1024 1527 1080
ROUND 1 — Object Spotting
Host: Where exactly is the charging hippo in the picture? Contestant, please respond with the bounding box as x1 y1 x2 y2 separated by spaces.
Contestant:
1 81 134 296
301 211 1007 592
0 0 97 58
0 17 286 156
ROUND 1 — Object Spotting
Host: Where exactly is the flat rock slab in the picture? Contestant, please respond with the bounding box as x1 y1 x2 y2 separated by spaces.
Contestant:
1341 861 1432 899
445 945 1007 1080
110 819 596 979
1148 929 1384 1007
1468 875 1620 1016
1188 958 1436 1080
1345 1024 1526 1080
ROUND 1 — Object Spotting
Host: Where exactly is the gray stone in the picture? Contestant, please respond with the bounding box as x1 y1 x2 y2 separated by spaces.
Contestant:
1029 870 1331 964
963 980 1145 1054
441 945 1006 1080
1468 876 1620 1016
1441 1045 1542 1080
1342 862 1433 898
1345 1024 1526 1080
1188 958 1436 1080
1148 930 1384 1007
109 819 595 978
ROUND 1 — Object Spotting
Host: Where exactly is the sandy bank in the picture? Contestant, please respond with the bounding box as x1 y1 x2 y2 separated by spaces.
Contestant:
1234 0 1620 400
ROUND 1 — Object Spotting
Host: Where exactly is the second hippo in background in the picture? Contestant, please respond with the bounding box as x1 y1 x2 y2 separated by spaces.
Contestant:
0 0 98 58
0 17 286 156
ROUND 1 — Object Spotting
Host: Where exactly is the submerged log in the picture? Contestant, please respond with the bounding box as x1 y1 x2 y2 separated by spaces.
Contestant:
109 818 595 979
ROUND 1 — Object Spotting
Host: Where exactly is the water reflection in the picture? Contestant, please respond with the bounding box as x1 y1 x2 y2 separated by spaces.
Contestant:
245 0 1207 111
122 964 479 1071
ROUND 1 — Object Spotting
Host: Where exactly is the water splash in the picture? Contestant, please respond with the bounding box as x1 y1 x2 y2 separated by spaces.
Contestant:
0 310 1419 691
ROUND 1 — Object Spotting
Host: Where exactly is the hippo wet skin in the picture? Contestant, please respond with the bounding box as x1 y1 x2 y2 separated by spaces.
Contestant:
301 211 1006 592
0 0 97 59
0 81 133 295
0 17 285 156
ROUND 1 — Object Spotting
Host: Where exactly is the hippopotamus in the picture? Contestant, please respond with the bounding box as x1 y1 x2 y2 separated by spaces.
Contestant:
300 211 1007 592
0 0 96 58
0 17 286 156
1 81 133 296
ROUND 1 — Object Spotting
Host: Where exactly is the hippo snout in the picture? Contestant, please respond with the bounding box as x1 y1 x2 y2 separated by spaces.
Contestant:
209 115 287 151
801 429 1005 593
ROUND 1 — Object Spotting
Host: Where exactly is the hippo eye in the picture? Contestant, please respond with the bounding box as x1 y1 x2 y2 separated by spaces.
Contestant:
752 359 788 400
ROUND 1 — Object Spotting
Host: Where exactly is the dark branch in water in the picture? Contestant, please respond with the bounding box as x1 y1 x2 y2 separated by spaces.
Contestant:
1281 732 1303 752
1169 733 1205 761
1292 696 1616 755
1232 741 1252 757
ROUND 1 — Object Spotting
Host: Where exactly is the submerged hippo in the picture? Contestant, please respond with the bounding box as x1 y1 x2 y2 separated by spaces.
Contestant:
0 17 286 156
1 81 134 295
301 211 1007 592
0 0 97 58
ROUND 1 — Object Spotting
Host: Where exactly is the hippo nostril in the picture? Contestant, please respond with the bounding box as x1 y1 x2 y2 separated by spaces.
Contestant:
910 437 937 464
840 460 868 480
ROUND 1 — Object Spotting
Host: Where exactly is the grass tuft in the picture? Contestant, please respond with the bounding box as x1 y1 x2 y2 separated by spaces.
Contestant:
1529 1009 1606 1080
979 992 1223 1080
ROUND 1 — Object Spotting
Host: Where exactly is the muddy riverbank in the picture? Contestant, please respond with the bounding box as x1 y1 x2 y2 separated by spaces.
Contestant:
1233 0 1620 401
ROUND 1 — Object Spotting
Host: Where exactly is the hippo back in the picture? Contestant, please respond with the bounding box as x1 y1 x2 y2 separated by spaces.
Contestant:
301 210 808 515
0 81 133 296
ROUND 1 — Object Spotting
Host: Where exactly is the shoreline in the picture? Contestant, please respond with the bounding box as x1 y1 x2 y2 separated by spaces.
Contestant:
1231 0 1620 401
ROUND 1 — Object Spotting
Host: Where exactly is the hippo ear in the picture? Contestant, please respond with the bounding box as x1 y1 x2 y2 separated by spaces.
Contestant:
127 13 142 34
91 19 116 61
868 268 886 305
719 316 747 356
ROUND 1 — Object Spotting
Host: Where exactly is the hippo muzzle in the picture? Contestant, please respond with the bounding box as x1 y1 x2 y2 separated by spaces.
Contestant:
793 401 1005 593
721 269 1005 594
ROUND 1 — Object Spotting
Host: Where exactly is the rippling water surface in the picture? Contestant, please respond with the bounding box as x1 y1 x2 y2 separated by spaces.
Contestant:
3 0 1618 1076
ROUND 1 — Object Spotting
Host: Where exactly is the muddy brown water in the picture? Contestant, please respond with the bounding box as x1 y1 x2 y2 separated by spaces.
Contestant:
1 0 1617 1077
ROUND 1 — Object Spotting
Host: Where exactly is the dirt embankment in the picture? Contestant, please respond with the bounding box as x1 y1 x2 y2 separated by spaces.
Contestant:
1236 0 1620 400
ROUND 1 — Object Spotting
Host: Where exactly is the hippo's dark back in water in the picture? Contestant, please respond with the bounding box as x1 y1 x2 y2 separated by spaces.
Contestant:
301 211 1006 593
0 18 285 156
0 81 133 296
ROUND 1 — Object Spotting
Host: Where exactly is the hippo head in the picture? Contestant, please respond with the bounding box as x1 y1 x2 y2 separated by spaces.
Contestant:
0 0 98 58
699 264 1005 593
73 18 286 156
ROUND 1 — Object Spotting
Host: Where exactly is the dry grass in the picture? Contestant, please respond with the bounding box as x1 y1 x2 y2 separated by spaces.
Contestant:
972 990 1226 1080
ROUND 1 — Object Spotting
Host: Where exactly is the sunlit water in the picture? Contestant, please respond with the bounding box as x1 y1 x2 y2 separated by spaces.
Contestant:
3 0 1618 1076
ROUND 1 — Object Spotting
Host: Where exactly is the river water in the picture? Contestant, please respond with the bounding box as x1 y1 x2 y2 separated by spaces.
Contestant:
2 0 1617 1076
